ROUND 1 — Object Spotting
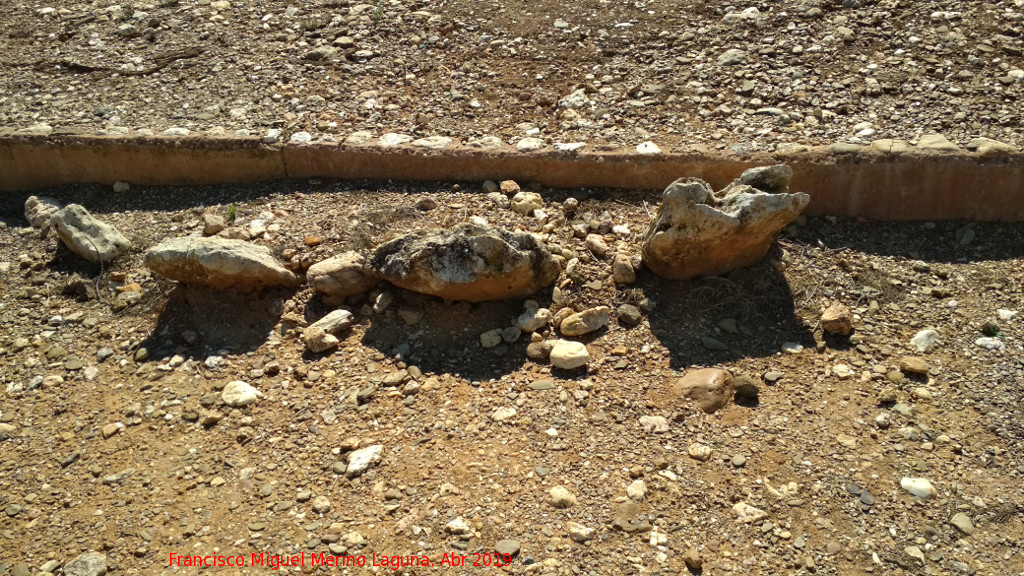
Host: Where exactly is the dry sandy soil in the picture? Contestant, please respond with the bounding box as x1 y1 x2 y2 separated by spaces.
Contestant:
0 178 1023 576
3 0 1024 152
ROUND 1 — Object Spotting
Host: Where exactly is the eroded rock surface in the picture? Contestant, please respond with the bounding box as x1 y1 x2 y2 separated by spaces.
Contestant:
368 224 560 301
53 204 131 264
642 169 809 280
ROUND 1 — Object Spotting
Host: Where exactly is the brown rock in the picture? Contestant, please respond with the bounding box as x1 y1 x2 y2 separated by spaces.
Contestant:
673 368 735 414
368 224 560 302
821 302 854 335
612 253 636 284
500 180 521 195
641 175 809 280
899 356 930 375
307 252 380 298
202 213 227 236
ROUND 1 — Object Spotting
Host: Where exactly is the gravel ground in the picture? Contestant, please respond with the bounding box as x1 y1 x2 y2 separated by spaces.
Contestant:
3 0 1024 152
0 179 1023 575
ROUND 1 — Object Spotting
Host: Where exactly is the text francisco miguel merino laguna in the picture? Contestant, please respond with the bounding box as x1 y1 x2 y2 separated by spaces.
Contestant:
168 551 480 570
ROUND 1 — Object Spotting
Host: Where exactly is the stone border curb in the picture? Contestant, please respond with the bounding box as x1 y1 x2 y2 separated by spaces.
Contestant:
3 132 1024 221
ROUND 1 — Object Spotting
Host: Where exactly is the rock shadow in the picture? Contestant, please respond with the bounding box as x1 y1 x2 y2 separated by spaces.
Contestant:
137 284 292 360
357 289 535 382
639 254 812 371
792 218 1024 264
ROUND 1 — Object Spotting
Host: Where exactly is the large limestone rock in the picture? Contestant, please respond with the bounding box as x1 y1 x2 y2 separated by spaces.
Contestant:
53 204 131 264
307 251 380 298
368 224 560 301
642 169 808 280
145 237 300 289
24 195 62 234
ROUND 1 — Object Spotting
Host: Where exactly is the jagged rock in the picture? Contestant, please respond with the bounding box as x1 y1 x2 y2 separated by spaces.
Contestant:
53 204 131 264
307 252 379 298
302 309 354 352
202 213 227 236
510 191 544 216
24 195 62 234
145 237 300 290
821 302 854 335
303 327 340 353
642 174 809 280
368 224 560 302
672 368 735 414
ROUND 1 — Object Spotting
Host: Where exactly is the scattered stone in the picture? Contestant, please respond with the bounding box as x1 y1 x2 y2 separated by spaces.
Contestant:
672 368 734 414
516 137 544 152
718 48 747 66
494 540 521 556
567 521 595 543
346 445 383 477
369 224 560 302
221 381 262 407
548 485 577 509
949 513 975 536
642 175 808 280
733 501 768 523
612 253 636 283
626 479 647 501
911 329 939 352
735 164 793 194
560 306 610 336
639 415 669 433
202 213 227 236
63 552 107 576
518 307 551 332
527 341 554 362
975 337 1004 351
821 302 854 335
145 237 300 289
302 327 339 353
635 141 661 155
307 252 380 298
491 406 517 422
585 234 610 258
549 340 590 369
510 192 544 216
901 477 937 499
480 329 503 349
899 356 930 375
53 205 131 264
616 304 643 326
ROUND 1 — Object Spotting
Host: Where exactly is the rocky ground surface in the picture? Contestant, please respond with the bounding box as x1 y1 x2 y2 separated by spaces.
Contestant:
0 178 1022 576
4 0 1024 153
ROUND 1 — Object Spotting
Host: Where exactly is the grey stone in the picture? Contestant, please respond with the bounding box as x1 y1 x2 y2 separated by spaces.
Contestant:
63 553 107 576
145 237 300 289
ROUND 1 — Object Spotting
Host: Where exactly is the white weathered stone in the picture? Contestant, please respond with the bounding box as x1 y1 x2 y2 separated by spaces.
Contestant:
549 340 589 369
221 381 262 407
346 444 383 477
